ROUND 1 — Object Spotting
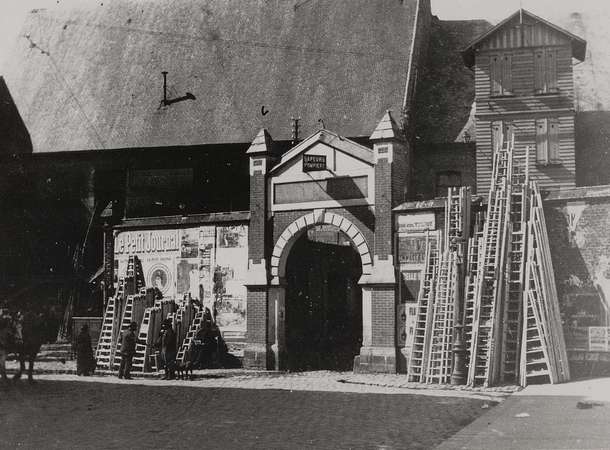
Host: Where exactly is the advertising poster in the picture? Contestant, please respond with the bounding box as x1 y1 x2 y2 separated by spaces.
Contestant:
114 229 180 298
114 224 249 335
180 228 199 258
214 225 248 333
198 226 216 304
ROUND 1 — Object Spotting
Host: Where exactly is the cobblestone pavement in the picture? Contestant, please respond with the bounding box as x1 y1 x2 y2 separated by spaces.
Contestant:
4 359 515 401
436 378 610 449
0 379 495 450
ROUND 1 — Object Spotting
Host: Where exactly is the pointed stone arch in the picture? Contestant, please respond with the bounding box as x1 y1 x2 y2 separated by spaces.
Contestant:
270 209 372 284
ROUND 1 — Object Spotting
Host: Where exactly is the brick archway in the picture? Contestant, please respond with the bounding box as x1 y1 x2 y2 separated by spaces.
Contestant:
270 210 372 284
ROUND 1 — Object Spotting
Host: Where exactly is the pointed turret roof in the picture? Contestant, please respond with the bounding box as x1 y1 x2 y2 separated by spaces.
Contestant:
369 110 402 141
246 129 273 155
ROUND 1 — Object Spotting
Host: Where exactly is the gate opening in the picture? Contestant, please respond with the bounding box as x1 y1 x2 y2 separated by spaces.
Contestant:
285 225 362 371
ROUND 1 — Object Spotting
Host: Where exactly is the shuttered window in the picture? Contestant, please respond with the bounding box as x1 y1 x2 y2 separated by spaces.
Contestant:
534 49 558 94
536 118 561 164
490 53 512 96
548 118 560 163
536 119 548 163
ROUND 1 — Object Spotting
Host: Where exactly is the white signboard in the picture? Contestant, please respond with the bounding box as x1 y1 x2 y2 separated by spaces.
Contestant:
396 212 436 234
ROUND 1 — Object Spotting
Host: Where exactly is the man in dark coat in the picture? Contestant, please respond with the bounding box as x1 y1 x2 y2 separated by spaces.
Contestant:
0 311 13 383
161 319 177 380
76 324 95 376
118 321 138 380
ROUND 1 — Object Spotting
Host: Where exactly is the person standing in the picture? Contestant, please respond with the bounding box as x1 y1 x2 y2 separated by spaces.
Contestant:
0 311 12 383
161 319 177 380
76 324 95 376
118 321 138 380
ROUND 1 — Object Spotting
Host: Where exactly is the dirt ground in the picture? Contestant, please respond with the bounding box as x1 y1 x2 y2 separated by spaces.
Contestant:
0 379 494 449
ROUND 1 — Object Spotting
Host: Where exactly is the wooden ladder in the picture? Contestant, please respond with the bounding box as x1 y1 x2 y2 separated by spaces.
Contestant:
519 182 570 386
426 250 456 384
95 296 117 370
133 307 154 372
112 295 136 371
407 233 439 382
499 151 529 383
467 135 513 387
176 308 205 365
462 233 482 372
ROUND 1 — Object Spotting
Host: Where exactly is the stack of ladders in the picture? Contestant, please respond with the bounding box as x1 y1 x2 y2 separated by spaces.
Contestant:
132 306 161 372
407 186 471 384
407 232 440 382
112 294 148 371
173 300 198 353
176 308 206 365
519 182 570 386
407 130 569 387
467 135 514 387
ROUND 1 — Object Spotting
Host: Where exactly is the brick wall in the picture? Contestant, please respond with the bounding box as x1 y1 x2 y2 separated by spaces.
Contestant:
272 206 374 252
248 171 266 263
392 141 410 207
246 287 268 344
371 287 396 347
375 159 392 258
544 191 610 349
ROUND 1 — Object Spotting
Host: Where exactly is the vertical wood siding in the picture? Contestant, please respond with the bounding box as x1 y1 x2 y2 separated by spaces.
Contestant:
476 115 576 193
478 16 571 51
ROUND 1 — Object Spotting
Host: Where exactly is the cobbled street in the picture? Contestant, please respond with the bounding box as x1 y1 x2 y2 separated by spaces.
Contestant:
0 376 495 449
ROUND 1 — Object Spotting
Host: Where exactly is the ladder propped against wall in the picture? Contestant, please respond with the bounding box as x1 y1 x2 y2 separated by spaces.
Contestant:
176 308 205 365
407 232 439 382
519 182 570 386
467 132 513 387
132 307 152 372
112 295 136 371
499 149 530 383
95 296 117 370
426 250 457 384
462 233 482 371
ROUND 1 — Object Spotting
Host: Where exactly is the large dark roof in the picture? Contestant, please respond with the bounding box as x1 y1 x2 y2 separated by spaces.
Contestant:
1 0 419 153
414 18 491 143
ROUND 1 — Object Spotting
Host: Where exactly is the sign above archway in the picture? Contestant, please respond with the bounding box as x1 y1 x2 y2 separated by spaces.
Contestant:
269 130 375 212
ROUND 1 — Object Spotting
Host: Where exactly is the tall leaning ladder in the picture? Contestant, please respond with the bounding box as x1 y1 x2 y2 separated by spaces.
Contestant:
519 182 570 386
499 148 530 383
425 250 457 384
467 132 513 387
462 232 482 373
176 307 205 365
407 232 439 382
95 295 118 370
112 295 136 371
132 307 154 372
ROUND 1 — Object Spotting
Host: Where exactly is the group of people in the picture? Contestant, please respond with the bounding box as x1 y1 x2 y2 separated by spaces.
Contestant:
112 306 228 381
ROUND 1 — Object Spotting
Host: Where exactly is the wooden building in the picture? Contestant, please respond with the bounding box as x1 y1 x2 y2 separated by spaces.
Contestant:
462 9 587 194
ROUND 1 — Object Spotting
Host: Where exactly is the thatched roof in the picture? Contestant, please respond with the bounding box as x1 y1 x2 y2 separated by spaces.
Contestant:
1 0 419 153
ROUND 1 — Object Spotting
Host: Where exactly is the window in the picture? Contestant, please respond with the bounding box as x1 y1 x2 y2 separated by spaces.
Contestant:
534 49 558 94
536 118 560 165
436 171 462 197
490 53 512 96
273 176 368 204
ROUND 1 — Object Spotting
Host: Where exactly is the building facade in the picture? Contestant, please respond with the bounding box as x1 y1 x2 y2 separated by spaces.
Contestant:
463 10 587 193
2 3 610 374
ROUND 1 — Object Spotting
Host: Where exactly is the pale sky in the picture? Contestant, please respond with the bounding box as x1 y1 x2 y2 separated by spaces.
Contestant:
0 0 607 69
